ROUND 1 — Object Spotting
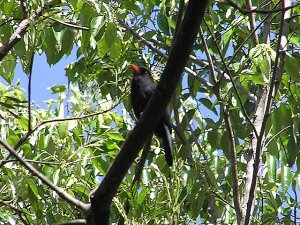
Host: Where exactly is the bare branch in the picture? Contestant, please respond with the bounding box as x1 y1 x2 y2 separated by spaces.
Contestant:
0 139 89 212
244 0 292 224
0 199 29 215
224 0 299 15
245 0 259 45
55 219 87 225
50 18 89 31
0 0 61 61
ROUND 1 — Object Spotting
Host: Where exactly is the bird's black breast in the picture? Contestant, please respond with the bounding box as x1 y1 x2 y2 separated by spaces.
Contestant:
130 74 155 119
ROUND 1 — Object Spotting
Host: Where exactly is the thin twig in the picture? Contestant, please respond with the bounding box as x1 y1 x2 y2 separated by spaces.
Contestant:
0 199 30 215
118 19 213 90
204 20 258 138
224 0 299 14
246 0 259 45
0 99 122 168
0 18 23 28
0 0 61 61
50 18 89 31
0 139 90 212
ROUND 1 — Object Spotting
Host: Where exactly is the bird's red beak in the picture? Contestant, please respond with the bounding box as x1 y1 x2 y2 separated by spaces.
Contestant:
130 64 141 73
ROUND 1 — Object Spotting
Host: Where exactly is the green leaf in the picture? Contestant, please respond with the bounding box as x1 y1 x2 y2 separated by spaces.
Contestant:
81 29 91 53
7 132 19 147
107 132 125 141
51 85 66 94
58 121 68 139
285 54 300 81
90 16 106 38
0 54 16 83
14 39 26 58
280 164 292 193
259 56 271 81
18 116 29 130
221 131 230 159
110 38 121 60
207 129 221 149
223 28 233 55
62 28 75 55
287 130 298 166
266 153 276 182
3 1 14 14
52 22 64 51
199 98 218 115
157 12 169 34
240 70 265 85
289 35 300 47
27 178 39 198
105 23 117 47
181 109 196 128
43 27 63 65
137 187 148 204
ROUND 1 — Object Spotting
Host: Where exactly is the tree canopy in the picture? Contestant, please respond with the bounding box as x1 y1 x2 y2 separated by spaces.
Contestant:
0 0 300 224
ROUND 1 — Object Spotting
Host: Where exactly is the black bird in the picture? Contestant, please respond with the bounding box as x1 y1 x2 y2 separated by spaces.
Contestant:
130 64 173 166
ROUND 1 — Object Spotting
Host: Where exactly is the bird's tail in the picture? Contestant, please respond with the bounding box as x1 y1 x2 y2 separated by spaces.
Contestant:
162 124 173 166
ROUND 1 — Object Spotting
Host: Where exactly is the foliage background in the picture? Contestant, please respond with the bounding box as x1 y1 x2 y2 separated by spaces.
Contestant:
0 0 300 224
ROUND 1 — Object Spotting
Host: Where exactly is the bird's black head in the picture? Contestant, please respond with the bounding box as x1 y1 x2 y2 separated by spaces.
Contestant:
130 64 151 77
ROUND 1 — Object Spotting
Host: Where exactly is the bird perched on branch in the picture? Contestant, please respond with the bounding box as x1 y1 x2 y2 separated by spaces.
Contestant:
130 64 173 166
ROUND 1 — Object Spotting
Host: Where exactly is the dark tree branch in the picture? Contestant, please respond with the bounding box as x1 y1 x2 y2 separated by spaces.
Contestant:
172 0 185 45
0 0 60 61
87 1 209 224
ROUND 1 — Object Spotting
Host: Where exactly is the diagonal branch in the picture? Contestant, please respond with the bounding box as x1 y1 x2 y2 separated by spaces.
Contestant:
0 139 89 212
224 0 299 14
0 0 61 61
50 18 89 31
88 1 209 224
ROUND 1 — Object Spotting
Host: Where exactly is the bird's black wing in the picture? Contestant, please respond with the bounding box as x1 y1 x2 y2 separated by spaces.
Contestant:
130 75 155 119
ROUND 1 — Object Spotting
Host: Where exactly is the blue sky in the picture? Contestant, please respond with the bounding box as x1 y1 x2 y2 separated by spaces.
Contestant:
14 51 77 108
